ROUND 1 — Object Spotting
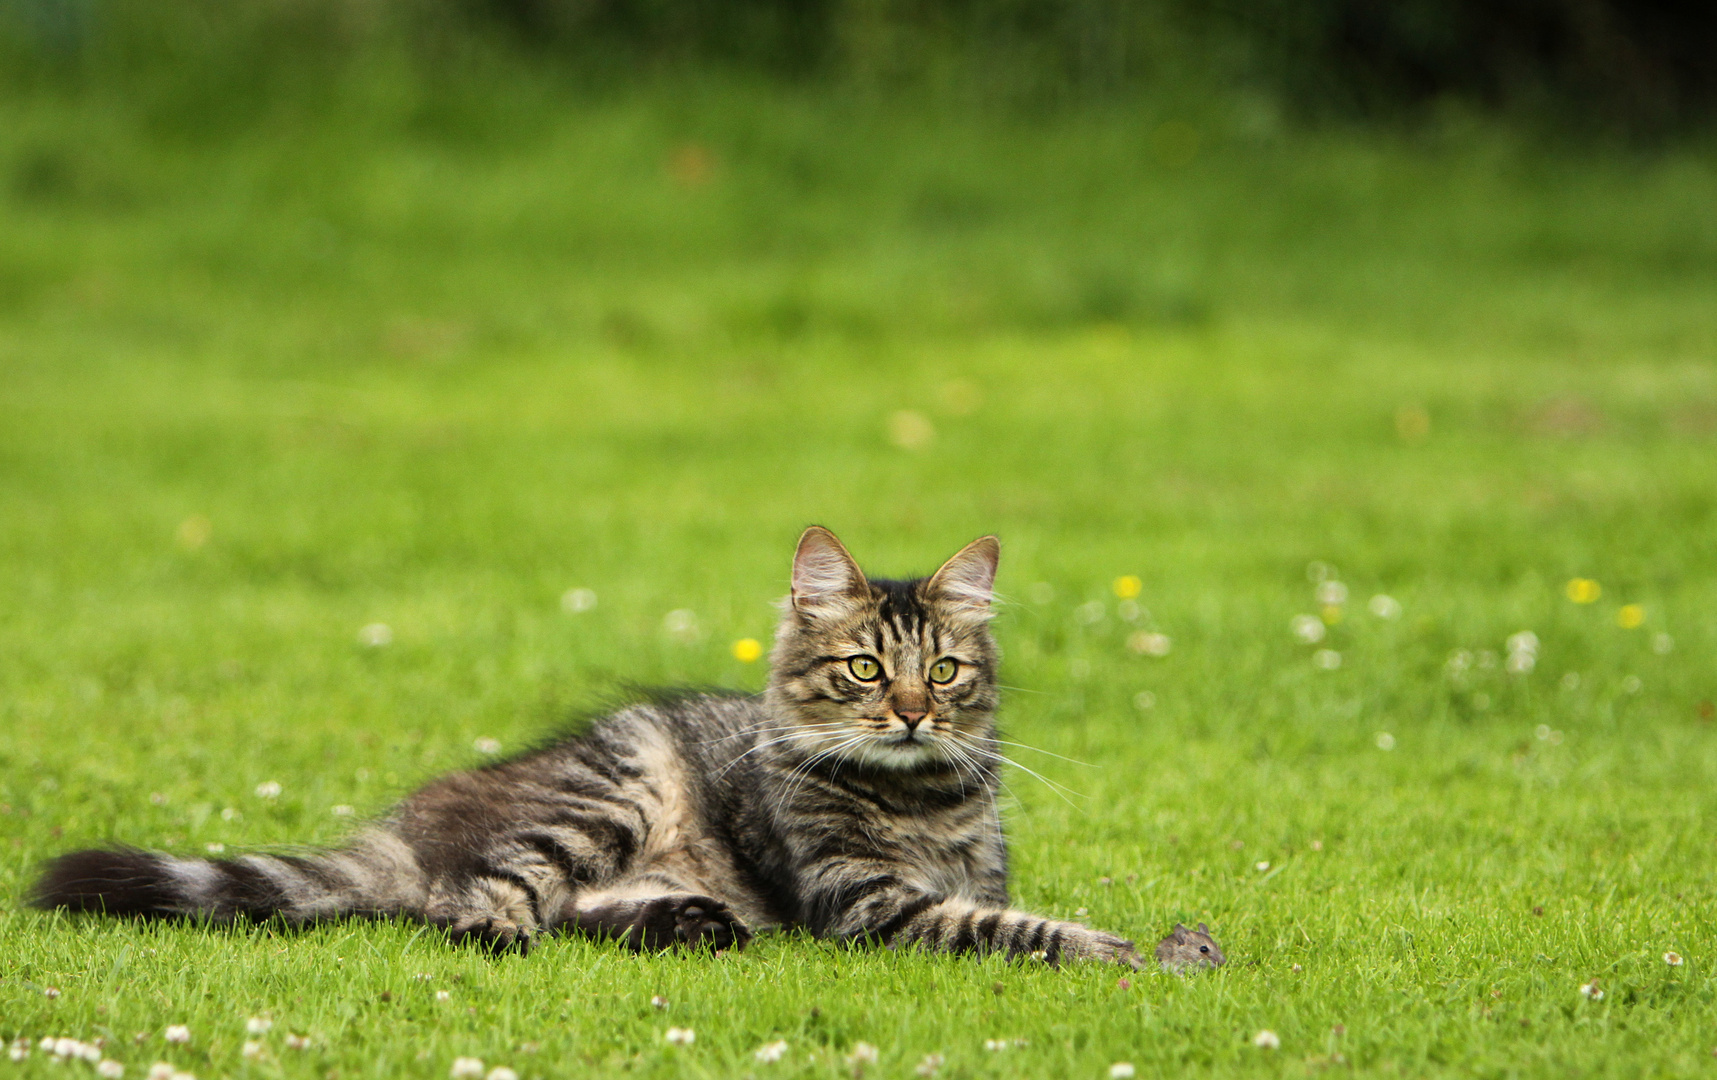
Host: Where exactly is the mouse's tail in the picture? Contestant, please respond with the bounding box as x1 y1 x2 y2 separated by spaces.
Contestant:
30 831 427 925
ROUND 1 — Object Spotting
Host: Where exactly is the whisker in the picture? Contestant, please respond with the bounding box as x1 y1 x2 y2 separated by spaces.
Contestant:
963 746 1088 811
987 739 1097 768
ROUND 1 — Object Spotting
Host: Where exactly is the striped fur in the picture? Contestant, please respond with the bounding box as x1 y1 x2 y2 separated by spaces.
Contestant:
32 528 1143 967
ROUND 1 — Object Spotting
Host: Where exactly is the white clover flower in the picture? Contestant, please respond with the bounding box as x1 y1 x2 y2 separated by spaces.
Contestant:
52 1038 75 1057
1291 615 1326 644
169 1072 195 1080
473 738 502 755
450 1058 484 1079
331 805 355 816
359 623 393 647
435 990 451 1001
1446 649 1472 675
1368 594 1401 619
97 1066 124 1080
164 1027 190 1046
45 986 62 999
914 1053 944 1077
486 1068 517 1080
1313 649 1341 670
38 1038 57 1053
1315 581 1348 606
246 1017 272 1036
1665 951 1684 967
983 1039 1007 1051
242 1041 264 1060
1506 631 1539 656
1109 1064 1136 1079
147 1063 174 1080
1076 601 1107 625
1117 599 1142 622
1505 651 1535 674
1375 732 1395 751
205 843 225 854
754 1040 789 1063
846 1043 878 1065
560 588 597 613
1255 861 1270 872
254 781 282 799
8 1038 28 1062
1074 907 1088 917
1252 1030 1281 1049
80 1043 103 1063
663 610 700 641
649 995 669 1010
1129 632 1171 656
664 1028 695 1046
1579 979 1603 1000
1652 632 1674 655
220 808 241 821
285 1035 311 1051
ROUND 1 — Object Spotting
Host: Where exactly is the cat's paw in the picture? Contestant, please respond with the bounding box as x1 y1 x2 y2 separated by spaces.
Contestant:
446 914 535 955
628 894 753 952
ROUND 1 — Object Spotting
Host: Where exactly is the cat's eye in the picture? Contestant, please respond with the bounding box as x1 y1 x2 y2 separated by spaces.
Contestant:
848 655 881 681
929 657 958 683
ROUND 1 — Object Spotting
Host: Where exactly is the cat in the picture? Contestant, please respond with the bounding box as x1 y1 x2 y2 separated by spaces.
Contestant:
32 527 1145 968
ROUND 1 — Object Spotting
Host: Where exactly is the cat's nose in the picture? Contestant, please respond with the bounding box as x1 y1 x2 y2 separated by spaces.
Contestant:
895 710 927 728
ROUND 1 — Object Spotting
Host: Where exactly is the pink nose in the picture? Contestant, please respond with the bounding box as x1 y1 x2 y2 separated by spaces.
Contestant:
896 710 927 726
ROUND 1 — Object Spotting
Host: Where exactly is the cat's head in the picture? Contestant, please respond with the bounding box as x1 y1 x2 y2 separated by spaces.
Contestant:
767 526 1000 771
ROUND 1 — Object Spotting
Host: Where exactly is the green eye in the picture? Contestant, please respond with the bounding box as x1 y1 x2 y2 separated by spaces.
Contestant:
929 658 958 683
848 655 881 681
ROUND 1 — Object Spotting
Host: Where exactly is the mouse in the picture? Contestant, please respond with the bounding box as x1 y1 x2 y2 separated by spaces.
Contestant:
1155 922 1226 973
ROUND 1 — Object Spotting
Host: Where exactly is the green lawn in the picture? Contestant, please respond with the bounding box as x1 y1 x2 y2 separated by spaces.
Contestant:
3 79 1717 1078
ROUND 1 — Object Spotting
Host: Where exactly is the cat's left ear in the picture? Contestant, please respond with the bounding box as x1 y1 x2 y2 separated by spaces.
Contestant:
928 535 999 617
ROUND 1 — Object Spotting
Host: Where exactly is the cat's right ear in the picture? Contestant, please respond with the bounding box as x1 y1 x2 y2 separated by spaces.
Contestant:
790 526 867 618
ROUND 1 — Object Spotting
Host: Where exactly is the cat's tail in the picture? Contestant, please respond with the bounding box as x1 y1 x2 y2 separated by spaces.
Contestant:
29 830 427 925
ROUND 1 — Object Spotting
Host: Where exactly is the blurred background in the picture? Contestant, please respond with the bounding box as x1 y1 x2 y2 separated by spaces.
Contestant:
10 0 1717 133
4 0 1717 133
2 0 1714 745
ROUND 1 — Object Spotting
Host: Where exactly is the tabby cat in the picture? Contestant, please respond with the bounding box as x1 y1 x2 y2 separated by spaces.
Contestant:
33 527 1146 967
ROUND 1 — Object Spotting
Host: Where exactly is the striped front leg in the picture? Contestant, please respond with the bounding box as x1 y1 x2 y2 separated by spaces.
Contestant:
820 880 1143 968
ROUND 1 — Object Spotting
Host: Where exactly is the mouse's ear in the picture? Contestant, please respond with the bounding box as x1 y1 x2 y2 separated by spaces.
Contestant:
1172 923 1188 937
1196 922 1209 934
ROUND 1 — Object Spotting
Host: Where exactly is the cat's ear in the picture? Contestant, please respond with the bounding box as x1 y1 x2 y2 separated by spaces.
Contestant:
791 526 868 617
928 535 999 616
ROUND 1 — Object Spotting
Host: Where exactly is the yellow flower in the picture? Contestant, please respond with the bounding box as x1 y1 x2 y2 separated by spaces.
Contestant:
731 638 763 663
1565 578 1601 604
1616 604 1644 629
1112 575 1142 599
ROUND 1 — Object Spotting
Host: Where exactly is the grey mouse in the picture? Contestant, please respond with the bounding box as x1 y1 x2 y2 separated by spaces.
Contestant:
1155 922 1226 973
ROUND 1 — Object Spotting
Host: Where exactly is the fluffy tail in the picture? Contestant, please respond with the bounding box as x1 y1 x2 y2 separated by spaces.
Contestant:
31 833 426 925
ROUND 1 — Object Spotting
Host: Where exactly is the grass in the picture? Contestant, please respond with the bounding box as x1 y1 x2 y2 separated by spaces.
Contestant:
3 75 1717 1078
